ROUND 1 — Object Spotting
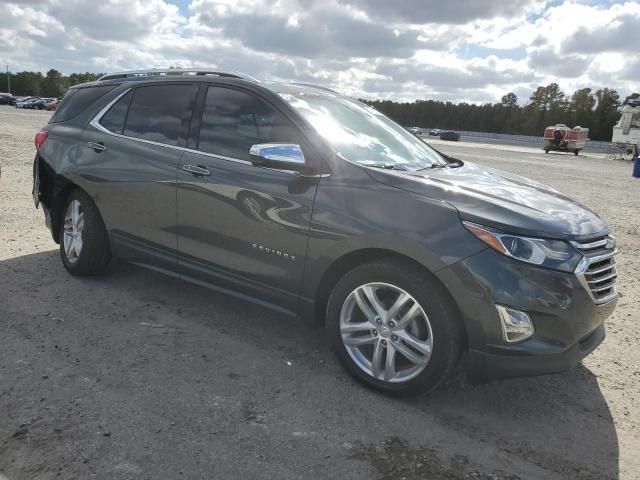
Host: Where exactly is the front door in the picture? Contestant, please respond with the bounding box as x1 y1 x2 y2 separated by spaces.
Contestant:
176 86 320 311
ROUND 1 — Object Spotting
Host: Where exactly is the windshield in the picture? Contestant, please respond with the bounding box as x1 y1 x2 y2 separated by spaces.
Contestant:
280 93 445 170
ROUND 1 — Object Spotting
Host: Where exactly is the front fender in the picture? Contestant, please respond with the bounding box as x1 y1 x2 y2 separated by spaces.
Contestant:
299 163 485 302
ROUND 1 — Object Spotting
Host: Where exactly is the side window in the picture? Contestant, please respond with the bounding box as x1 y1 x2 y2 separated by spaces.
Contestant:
99 91 133 134
198 87 300 160
124 84 198 146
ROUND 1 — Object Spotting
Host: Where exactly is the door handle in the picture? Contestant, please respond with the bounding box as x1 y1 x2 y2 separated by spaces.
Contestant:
87 141 107 152
182 164 211 177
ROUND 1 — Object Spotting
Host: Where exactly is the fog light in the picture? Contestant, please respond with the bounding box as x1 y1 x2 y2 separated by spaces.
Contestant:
496 305 534 343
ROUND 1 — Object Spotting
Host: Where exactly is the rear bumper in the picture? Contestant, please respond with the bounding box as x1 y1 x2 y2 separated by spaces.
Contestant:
466 323 605 382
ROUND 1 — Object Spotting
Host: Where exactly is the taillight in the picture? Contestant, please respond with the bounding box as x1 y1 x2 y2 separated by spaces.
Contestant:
35 129 48 151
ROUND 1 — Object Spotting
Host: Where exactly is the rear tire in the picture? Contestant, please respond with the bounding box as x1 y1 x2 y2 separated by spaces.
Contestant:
326 259 463 396
59 189 111 275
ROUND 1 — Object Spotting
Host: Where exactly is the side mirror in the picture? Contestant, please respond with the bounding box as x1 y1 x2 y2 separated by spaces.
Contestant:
249 143 308 172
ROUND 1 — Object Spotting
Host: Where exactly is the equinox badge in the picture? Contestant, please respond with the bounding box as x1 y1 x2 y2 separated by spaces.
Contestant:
252 243 296 261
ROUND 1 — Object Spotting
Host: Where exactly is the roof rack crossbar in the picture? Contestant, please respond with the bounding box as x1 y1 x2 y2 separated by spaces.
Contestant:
98 69 259 83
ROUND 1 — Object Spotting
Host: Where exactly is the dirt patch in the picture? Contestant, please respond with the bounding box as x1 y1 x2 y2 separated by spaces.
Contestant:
351 437 521 480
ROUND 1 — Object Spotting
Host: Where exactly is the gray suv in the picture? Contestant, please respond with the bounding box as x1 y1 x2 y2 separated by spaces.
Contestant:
33 69 618 395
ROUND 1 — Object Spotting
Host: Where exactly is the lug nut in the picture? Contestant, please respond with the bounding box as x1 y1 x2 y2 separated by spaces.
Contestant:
371 329 378 336
375 317 382 325
391 334 398 341
381 339 387 346
388 320 396 328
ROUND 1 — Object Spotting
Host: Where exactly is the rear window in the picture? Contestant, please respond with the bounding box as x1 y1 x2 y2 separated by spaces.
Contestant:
123 84 198 146
50 85 116 123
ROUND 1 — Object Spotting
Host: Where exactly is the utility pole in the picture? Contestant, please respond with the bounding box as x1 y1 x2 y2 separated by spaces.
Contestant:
6 65 10 94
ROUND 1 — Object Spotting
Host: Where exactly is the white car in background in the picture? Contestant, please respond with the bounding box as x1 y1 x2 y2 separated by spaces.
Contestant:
15 97 38 108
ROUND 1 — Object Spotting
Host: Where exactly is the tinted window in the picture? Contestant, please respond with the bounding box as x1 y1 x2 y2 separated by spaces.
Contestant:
50 85 116 123
198 87 299 160
124 84 198 146
99 91 133 134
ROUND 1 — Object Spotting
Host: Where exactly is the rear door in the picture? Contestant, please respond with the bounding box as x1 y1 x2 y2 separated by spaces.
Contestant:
176 85 320 311
83 83 198 270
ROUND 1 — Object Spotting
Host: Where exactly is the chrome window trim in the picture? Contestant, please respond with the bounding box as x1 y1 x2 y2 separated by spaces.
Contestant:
89 86 326 177
90 87 132 133
89 87 284 170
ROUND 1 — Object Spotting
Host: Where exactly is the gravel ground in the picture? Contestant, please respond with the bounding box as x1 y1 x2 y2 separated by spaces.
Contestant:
1 105 638 480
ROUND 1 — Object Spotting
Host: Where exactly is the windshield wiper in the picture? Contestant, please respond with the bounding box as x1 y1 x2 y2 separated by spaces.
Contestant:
367 163 409 171
416 164 447 171
416 159 464 171
446 158 464 168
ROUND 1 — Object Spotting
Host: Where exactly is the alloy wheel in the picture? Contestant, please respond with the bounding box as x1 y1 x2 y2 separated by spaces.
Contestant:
339 282 433 383
63 199 84 263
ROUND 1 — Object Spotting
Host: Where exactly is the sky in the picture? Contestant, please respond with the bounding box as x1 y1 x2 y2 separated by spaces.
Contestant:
0 0 638 104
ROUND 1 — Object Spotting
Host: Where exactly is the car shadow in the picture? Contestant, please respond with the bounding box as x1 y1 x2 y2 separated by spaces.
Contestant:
404 365 619 480
0 250 619 480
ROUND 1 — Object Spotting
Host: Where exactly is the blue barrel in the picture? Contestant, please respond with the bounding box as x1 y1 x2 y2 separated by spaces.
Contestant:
634 154 640 178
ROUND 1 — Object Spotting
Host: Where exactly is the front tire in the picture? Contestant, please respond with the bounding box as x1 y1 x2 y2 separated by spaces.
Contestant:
59 189 111 275
326 259 463 396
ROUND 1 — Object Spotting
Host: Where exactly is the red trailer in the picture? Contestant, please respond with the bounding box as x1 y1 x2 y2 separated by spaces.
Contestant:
543 124 589 155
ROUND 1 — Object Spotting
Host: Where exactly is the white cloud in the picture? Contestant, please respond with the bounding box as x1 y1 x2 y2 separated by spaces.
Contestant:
0 0 637 103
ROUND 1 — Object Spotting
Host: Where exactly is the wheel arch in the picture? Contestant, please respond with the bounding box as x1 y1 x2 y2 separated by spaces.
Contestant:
37 156 90 244
311 248 468 349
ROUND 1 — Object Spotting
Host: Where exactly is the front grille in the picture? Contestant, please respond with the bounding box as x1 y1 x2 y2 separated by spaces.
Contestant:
571 236 618 305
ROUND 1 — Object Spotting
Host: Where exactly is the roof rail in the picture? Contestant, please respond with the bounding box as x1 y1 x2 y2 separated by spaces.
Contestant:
98 68 259 83
289 82 340 95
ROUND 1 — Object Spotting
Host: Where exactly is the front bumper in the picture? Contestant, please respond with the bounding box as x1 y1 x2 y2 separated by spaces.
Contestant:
436 248 617 382
466 323 605 382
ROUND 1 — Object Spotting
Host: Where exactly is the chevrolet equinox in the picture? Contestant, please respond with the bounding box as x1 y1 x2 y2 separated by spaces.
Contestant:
32 69 619 395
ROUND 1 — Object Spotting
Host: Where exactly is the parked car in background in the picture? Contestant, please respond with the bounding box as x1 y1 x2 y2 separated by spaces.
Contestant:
407 126 423 136
26 98 57 110
0 94 16 106
45 99 61 111
16 97 38 108
32 69 618 396
440 130 460 141
429 128 441 136
23 98 43 109
23 98 44 109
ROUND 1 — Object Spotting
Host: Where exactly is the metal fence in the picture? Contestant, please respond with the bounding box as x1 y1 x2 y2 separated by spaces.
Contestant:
421 128 613 154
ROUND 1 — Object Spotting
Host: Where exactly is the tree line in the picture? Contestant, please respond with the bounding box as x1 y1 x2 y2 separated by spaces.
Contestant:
0 69 103 99
0 69 631 141
365 84 632 141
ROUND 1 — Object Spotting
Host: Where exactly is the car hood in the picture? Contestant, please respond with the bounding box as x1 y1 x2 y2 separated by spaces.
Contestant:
366 161 608 240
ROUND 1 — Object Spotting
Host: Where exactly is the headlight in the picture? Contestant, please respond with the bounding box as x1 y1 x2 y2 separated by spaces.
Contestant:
463 221 582 272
